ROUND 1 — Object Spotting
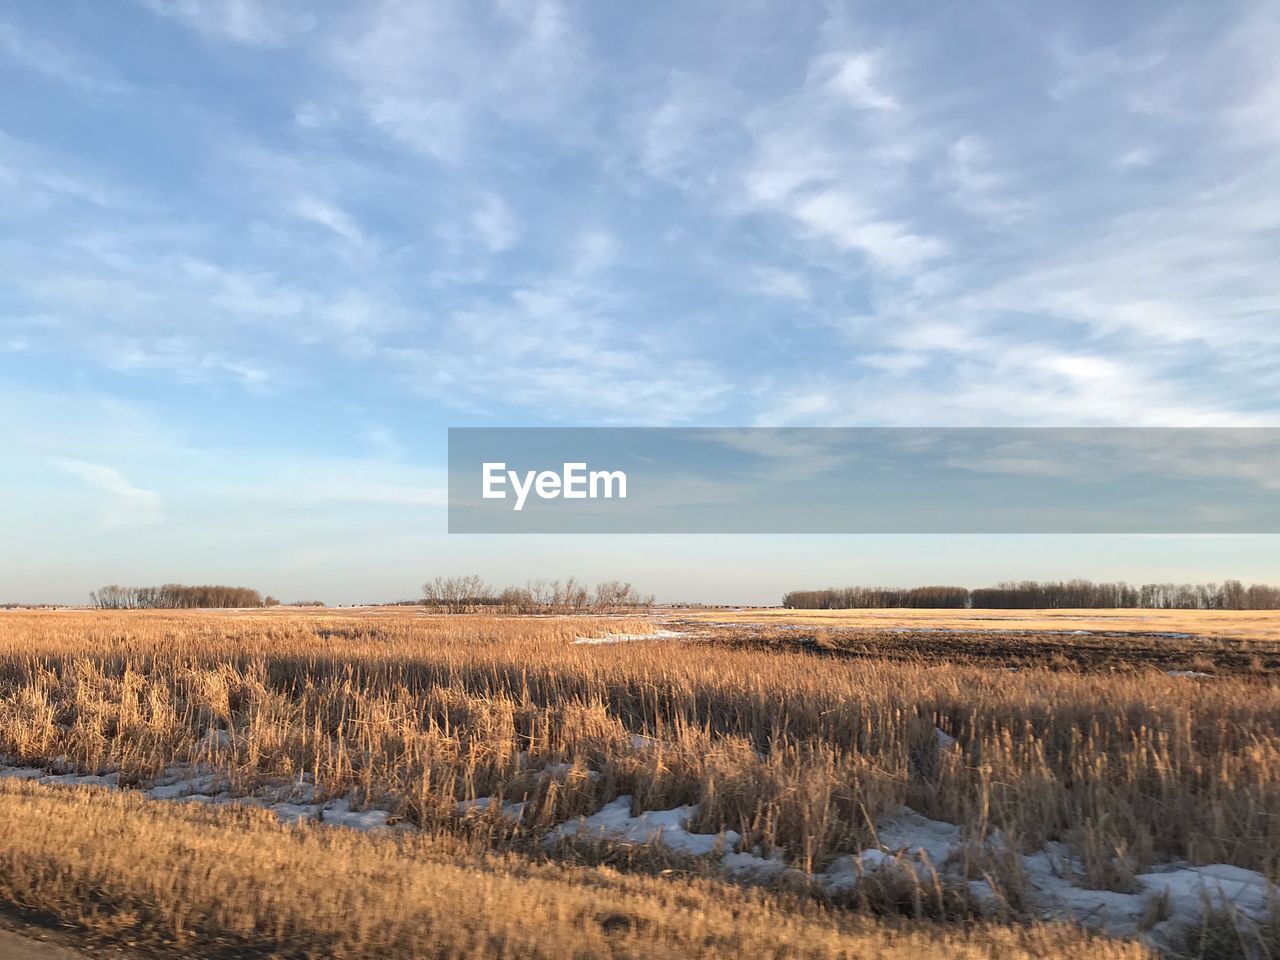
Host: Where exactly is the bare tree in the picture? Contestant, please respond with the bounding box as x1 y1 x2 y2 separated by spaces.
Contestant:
422 575 490 613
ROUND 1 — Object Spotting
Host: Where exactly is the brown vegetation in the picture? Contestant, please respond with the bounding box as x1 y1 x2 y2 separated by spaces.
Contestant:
702 622 1280 674
0 608 1276 956
0 780 1147 959
422 575 653 613
89 584 266 610
683 606 1280 642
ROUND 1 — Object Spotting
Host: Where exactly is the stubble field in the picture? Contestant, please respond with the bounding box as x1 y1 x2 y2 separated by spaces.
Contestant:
2 606 1278 958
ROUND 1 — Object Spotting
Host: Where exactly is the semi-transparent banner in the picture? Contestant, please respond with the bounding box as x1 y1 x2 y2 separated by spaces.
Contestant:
447 428 1280 533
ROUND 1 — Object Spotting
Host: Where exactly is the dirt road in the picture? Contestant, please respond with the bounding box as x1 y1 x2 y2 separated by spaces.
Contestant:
0 925 140 959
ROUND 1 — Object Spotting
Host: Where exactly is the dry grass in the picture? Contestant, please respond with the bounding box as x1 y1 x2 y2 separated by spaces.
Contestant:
0 608 1276 955
0 779 1150 959
682 607 1280 674
681 606 1280 642
1 610 1278 872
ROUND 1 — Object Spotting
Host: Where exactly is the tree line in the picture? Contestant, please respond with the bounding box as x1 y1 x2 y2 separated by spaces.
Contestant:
422 576 654 614
782 586 971 609
90 584 267 609
783 579 1280 610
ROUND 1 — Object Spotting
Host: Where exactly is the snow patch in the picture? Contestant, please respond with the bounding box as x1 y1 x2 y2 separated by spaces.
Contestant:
876 805 963 864
549 795 740 858
455 795 527 821
719 848 790 880
822 805 1277 949
574 630 689 645
2 761 397 833
6 755 1275 951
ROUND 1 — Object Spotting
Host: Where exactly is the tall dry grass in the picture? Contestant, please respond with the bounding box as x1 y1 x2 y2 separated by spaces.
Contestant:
1 609 1278 889
0 778 1150 959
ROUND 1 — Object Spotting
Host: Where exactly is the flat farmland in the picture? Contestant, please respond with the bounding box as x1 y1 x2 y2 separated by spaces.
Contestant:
674 607 1280 674
678 606 1280 639
1 607 1277 958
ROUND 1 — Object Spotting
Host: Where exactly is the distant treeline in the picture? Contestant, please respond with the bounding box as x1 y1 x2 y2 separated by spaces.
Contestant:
783 586 971 609
423 576 653 614
783 579 1280 610
90 584 267 609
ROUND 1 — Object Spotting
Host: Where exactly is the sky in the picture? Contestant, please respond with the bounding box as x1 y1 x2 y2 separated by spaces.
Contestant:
2 0 1278 605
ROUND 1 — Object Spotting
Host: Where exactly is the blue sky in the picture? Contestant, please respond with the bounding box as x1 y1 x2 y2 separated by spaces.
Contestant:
2 1 1278 604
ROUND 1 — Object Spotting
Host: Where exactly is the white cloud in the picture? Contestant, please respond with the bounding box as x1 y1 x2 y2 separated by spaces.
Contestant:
471 193 520 253
293 101 339 129
812 52 899 111
792 190 944 273
330 0 591 164
7 0 1280 441
0 18 128 94
294 194 366 245
942 136 1028 225
51 458 162 529
633 74 743 187
383 268 730 423
141 0 313 47
570 229 616 274
750 267 810 301
1116 147 1156 170
104 337 278 391
366 97 468 165
1049 40 1165 101
697 41 944 281
362 423 405 459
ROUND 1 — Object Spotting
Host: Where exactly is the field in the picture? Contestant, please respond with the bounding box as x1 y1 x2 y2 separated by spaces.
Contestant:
676 607 1280 674
1 607 1278 958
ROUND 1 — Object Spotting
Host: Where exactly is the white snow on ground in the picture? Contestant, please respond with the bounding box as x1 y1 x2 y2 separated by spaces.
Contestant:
1 762 398 832
874 805 962 865
1167 670 1213 678
573 630 689 645
540 788 1279 947
320 798 394 830
4 750 1275 951
548 795 741 858
1021 844 1274 949
821 806 1277 949
720 849 790 880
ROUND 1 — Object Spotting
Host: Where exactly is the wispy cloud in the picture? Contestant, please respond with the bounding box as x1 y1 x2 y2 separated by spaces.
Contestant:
4 0 1279 444
328 0 591 165
940 135 1028 226
51 458 162 529
811 51 900 111
140 0 313 47
1049 39 1165 101
0 18 129 95
104 337 278 391
471 193 520 253
293 194 366 246
750 267 811 301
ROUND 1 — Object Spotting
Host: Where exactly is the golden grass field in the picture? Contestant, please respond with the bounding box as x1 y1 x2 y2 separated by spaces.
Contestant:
0 781 1144 960
682 606 1280 641
2 606 1279 958
677 606 1280 675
